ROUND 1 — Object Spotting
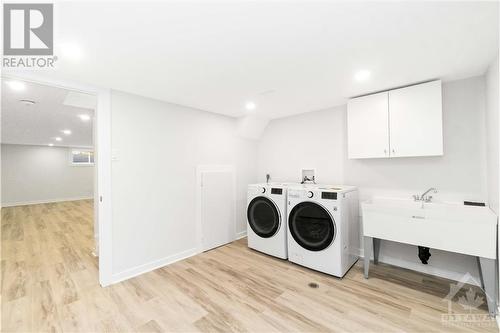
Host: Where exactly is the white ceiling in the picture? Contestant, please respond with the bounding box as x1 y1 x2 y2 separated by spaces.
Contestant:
1 80 95 147
4 1 498 119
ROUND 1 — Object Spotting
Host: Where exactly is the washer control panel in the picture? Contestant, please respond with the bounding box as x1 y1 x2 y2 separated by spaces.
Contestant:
271 188 283 195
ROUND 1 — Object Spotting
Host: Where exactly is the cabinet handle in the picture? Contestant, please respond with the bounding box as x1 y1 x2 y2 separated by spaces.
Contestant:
384 149 387 155
392 149 395 154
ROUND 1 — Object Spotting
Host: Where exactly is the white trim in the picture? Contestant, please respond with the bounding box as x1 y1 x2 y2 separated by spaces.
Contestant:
195 164 236 252
357 247 481 286
96 88 112 286
2 196 93 207
236 230 247 240
2 73 113 287
236 230 247 239
110 247 199 284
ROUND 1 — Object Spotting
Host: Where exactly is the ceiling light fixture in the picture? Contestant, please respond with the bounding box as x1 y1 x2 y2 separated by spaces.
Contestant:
79 114 90 121
48 143 54 147
62 129 72 135
245 101 256 111
6 80 26 91
19 99 36 106
55 137 62 141
354 70 371 82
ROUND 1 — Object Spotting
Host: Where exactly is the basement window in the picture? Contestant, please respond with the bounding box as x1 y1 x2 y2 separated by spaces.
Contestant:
70 149 94 166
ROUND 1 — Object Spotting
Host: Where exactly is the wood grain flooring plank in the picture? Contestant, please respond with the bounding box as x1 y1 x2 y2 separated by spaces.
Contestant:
136 319 164 333
3 261 27 302
32 280 62 332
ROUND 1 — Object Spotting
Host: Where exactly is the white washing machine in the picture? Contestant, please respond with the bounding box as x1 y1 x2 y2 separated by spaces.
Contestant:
247 183 290 259
287 185 360 277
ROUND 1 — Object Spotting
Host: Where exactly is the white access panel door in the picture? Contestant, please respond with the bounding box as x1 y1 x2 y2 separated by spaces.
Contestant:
347 91 390 159
200 168 236 252
389 80 443 157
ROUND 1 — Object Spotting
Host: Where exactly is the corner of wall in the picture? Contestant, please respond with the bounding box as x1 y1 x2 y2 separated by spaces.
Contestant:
236 115 270 140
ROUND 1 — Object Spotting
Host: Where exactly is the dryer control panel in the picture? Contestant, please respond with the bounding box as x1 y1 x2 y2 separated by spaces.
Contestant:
321 192 337 200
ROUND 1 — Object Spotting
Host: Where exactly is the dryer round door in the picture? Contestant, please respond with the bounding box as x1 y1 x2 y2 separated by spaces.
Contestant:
288 202 336 251
247 196 281 238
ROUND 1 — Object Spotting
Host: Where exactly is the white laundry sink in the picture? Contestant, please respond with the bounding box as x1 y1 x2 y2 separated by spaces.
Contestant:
362 196 499 317
361 197 497 258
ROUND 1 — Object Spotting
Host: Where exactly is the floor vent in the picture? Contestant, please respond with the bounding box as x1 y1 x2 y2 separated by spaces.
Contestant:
308 282 319 289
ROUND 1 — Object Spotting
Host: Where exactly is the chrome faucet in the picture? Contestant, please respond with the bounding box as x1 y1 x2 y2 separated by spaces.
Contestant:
413 187 438 203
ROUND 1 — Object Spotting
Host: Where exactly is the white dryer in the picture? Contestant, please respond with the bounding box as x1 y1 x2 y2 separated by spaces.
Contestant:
247 183 289 259
287 185 359 277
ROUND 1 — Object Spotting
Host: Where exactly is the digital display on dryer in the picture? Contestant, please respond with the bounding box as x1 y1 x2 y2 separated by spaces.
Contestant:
321 192 337 200
271 188 283 195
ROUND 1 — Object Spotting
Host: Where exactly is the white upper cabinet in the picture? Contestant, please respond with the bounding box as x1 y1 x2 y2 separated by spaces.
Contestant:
347 80 443 159
389 80 443 157
347 92 389 159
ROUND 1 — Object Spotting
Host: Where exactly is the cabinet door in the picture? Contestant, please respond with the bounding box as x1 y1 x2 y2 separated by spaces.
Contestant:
347 92 389 159
389 80 443 157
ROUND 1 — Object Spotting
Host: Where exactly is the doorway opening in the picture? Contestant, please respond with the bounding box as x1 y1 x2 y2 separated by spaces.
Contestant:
1 78 100 280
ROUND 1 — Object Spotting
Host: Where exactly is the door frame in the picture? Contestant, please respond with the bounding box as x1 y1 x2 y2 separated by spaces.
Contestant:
1 73 113 286
195 164 236 252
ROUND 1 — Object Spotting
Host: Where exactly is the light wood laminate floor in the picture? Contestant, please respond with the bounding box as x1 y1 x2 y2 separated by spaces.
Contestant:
1 200 498 332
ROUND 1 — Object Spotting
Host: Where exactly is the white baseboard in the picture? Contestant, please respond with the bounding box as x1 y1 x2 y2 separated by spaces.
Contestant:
110 247 199 285
380 255 480 285
357 248 480 286
2 196 93 207
109 233 247 285
236 230 247 240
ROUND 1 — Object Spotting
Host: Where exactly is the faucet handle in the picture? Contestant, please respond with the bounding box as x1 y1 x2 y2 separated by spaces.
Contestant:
425 196 433 203
413 194 419 201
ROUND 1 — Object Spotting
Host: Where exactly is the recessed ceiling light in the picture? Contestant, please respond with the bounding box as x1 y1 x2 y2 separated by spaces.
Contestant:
245 101 256 111
62 129 72 135
354 70 371 82
19 99 36 106
48 143 54 147
6 80 26 91
60 43 83 62
55 137 62 141
79 114 90 121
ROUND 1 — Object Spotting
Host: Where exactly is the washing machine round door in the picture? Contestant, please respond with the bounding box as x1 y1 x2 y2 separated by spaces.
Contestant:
288 202 335 251
247 197 280 238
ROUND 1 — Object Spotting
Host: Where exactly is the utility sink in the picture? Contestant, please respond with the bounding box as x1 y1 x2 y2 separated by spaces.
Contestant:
361 197 497 259
362 196 498 317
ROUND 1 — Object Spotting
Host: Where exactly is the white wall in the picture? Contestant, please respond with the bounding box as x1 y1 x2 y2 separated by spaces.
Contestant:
484 54 499 305
110 91 258 279
485 55 499 215
258 107 345 184
1 144 94 206
258 76 488 283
